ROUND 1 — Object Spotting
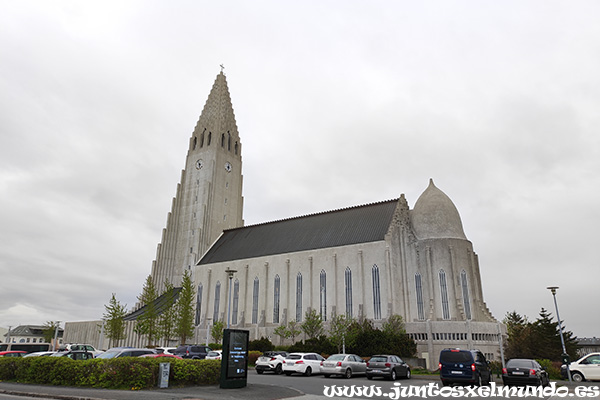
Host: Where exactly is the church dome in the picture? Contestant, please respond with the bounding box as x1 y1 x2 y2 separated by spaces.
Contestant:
411 179 467 240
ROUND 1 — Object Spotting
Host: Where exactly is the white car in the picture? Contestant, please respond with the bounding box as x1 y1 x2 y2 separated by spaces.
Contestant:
283 352 325 376
256 351 288 374
156 347 177 355
206 350 222 360
567 353 600 382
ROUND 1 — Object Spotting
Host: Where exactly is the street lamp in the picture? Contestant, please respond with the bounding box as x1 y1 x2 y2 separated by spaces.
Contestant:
547 286 571 382
226 268 237 329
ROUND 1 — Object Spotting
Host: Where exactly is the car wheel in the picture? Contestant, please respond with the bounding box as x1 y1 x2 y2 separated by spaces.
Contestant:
367 375 373 380
404 368 411 379
285 371 293 376
323 374 330 378
275 364 283 375
571 372 584 383
257 369 264 374
304 366 312 377
345 368 352 379
475 374 482 387
388 369 397 381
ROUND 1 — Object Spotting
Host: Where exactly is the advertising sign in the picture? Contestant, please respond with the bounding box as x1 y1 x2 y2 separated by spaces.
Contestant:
220 329 249 389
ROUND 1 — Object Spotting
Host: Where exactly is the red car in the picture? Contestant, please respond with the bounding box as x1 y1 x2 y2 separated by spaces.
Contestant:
0 351 27 357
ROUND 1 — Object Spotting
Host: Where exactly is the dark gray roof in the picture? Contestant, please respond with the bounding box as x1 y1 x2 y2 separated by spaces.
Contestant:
124 287 182 321
199 199 399 265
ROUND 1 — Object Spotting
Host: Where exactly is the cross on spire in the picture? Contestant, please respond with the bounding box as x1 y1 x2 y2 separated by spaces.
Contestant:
220 64 225 73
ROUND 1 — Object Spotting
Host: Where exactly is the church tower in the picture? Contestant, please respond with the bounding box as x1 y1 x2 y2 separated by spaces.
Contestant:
150 71 244 293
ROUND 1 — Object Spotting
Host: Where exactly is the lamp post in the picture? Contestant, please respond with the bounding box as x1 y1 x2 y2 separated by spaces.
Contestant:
226 268 237 329
547 286 571 382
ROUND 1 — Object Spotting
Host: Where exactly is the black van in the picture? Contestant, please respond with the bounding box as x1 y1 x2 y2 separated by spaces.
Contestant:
439 348 492 387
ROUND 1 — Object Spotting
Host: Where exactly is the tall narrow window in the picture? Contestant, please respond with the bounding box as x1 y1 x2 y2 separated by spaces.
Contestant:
439 270 450 320
193 136 197 150
372 265 382 320
195 283 203 326
234 142 238 155
228 133 231 151
319 270 327 321
460 270 472 320
345 267 353 317
415 273 425 320
213 281 221 322
296 273 303 322
208 132 212 145
252 277 259 324
221 133 225 147
273 275 281 323
232 279 239 325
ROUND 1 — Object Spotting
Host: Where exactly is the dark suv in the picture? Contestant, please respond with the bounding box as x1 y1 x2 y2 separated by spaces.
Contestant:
439 348 492 386
173 345 212 359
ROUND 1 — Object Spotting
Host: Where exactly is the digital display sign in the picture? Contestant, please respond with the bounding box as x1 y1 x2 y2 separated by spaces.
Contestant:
224 329 249 381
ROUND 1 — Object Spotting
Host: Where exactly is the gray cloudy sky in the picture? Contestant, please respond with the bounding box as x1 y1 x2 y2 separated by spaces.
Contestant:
1 1 599 338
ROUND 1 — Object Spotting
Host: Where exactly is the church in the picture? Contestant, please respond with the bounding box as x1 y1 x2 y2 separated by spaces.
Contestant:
65 71 504 369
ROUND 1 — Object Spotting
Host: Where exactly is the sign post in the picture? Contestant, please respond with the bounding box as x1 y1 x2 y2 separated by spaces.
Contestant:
220 329 249 389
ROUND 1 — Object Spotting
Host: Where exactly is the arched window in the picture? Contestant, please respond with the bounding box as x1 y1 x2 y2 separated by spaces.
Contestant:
252 277 259 324
296 273 303 322
273 275 281 323
460 270 472 320
415 273 425 320
345 267 353 317
195 283 203 326
232 279 239 325
439 270 450 320
319 270 327 321
372 265 381 320
213 281 221 322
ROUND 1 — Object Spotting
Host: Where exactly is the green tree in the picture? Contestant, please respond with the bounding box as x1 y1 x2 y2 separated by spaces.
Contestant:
503 311 533 359
273 324 289 345
103 293 127 348
157 280 177 346
286 320 302 343
42 321 60 344
382 314 406 335
175 270 196 344
211 319 225 344
301 309 324 340
133 275 159 347
328 313 354 353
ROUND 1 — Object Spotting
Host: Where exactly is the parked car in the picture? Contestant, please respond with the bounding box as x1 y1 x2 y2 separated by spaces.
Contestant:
561 352 600 382
256 351 288 374
155 347 177 355
96 348 156 359
366 354 411 380
139 353 182 359
321 353 367 379
502 359 549 387
206 350 222 360
282 352 325 376
439 348 492 387
58 344 102 356
0 351 26 357
51 350 95 360
23 351 56 357
172 345 212 360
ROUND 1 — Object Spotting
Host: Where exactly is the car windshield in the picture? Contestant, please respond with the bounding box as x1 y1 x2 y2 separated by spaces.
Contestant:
507 359 534 368
96 351 120 359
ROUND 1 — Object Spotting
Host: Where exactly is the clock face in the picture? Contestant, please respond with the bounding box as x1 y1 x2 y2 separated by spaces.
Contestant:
224 162 232 172
195 159 203 170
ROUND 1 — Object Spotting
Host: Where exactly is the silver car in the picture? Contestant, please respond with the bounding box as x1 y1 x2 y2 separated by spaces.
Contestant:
320 353 367 379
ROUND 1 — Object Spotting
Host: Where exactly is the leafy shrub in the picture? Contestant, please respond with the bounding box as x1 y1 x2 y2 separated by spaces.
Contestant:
248 351 261 366
0 357 220 389
249 337 273 352
537 359 561 380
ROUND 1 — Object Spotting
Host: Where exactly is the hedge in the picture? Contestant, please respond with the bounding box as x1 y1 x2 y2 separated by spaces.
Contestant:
0 357 221 390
